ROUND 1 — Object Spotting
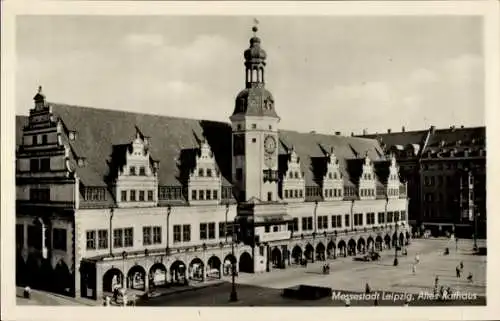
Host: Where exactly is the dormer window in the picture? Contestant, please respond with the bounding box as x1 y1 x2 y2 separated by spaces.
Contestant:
289 172 293 179
207 169 212 177
69 131 77 141
294 172 299 179
198 168 204 177
139 166 146 176
130 166 136 176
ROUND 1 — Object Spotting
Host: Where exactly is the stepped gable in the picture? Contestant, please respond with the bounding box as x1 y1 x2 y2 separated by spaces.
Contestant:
49 104 233 191
278 130 386 188
17 104 389 193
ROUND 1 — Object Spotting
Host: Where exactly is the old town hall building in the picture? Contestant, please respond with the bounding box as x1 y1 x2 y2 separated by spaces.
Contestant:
15 26 410 300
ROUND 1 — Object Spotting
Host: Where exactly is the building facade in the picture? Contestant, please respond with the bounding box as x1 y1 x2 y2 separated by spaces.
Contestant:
15 26 410 300
359 125 486 237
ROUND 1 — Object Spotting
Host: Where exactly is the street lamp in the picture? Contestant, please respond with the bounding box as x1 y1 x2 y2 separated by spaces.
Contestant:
229 218 238 302
393 222 399 266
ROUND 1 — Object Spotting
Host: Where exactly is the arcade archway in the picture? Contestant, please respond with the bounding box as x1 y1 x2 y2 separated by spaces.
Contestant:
291 245 302 264
53 259 72 294
348 239 357 256
304 243 314 261
170 260 187 284
127 265 146 290
327 241 336 259
149 263 167 287
189 257 205 281
223 254 236 276
315 242 326 261
239 252 253 273
207 256 222 279
271 247 282 268
357 237 366 254
102 268 123 293
338 240 347 257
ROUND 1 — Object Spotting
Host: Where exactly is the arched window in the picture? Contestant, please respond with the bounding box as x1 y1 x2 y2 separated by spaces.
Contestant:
198 168 204 177
252 69 258 83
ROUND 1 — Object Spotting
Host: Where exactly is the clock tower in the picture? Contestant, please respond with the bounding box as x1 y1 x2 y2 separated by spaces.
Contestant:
230 25 280 203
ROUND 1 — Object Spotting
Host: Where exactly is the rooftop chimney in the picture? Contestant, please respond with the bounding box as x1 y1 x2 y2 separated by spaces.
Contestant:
387 129 392 134
335 131 341 136
402 126 406 132
430 125 436 134
362 129 367 135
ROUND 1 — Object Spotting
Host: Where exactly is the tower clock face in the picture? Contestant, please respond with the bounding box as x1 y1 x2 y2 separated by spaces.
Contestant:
264 135 277 154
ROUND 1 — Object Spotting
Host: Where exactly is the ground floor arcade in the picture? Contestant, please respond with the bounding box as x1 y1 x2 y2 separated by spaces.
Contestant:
78 224 411 300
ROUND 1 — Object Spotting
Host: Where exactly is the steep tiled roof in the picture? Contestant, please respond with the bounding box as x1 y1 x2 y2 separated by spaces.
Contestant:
16 104 388 198
359 130 428 152
278 130 385 187
425 127 485 150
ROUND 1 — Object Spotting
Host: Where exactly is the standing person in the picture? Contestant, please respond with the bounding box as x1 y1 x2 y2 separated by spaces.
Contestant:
365 283 371 294
412 264 417 275
456 265 461 278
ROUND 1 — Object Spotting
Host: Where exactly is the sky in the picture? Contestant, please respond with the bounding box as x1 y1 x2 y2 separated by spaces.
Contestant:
16 15 484 135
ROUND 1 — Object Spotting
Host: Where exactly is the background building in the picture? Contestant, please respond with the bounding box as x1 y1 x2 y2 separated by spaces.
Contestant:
15 26 410 300
359 125 486 238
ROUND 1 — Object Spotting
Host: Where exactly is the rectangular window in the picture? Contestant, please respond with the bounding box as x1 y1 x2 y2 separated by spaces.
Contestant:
40 158 50 171
301 217 308 231
53 228 67 251
199 190 205 200
86 230 96 250
173 225 181 243
219 222 226 238
378 212 385 224
394 211 400 222
27 225 41 249
206 189 212 200
42 134 48 144
208 222 216 239
367 213 375 225
401 211 406 221
267 192 272 201
130 166 136 176
139 190 145 201
191 189 197 200
121 190 127 202
336 215 342 228
113 229 123 248
153 226 162 244
182 225 190 242
294 190 298 198
299 190 303 198
124 228 133 247
200 223 207 240
147 190 153 201
143 226 152 246
387 212 393 223
285 190 289 198
273 225 278 232
98 229 108 249
213 190 218 200
30 159 39 172
32 135 38 145
345 214 350 227
139 166 146 176
130 190 136 201
207 169 212 177
265 225 270 233
318 216 328 229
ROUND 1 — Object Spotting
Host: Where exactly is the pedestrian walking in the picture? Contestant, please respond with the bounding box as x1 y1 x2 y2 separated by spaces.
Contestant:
412 264 416 275
456 266 461 278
